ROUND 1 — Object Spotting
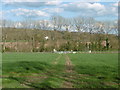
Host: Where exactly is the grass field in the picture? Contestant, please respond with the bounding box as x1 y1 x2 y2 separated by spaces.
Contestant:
2 53 119 88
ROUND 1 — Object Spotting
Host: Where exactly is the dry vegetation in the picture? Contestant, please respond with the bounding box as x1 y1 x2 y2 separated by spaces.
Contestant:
1 27 118 52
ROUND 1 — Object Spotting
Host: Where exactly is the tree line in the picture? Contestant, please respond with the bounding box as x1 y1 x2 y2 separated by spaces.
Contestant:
1 15 118 34
0 15 118 52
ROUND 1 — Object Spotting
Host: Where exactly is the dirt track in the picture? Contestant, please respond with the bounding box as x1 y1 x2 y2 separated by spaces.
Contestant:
62 55 76 88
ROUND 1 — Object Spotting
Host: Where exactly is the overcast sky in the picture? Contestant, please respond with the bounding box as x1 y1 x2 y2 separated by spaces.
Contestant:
1 0 119 21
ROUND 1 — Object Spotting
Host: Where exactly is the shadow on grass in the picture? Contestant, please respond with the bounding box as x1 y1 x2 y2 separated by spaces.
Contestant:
2 61 65 88
3 61 118 88
75 65 118 77
3 61 52 73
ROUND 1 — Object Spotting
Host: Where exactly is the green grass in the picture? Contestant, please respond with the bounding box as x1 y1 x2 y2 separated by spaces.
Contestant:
2 53 66 88
2 53 119 88
68 53 119 88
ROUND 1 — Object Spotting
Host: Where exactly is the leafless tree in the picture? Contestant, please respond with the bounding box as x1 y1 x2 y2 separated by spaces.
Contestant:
62 18 71 31
73 16 84 32
102 21 114 37
51 15 57 31
112 21 118 36
55 15 64 31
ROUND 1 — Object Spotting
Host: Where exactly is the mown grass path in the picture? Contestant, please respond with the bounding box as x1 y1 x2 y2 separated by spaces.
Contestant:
62 55 79 88
62 55 73 88
53 55 62 65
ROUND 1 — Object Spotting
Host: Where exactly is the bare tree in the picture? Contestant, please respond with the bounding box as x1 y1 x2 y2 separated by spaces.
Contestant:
112 21 118 36
2 19 7 52
56 15 64 31
84 17 96 50
102 21 114 37
73 16 84 32
51 15 57 31
62 18 71 31
114 24 118 36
